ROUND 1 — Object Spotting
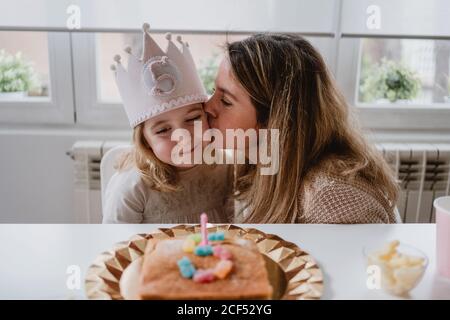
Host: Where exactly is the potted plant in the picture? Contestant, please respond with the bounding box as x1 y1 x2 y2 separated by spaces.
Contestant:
0 49 39 100
359 58 421 104
445 80 450 103
198 54 219 95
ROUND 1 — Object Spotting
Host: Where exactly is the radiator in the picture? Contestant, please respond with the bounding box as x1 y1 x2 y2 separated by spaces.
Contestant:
69 141 450 223
380 143 450 223
68 140 128 223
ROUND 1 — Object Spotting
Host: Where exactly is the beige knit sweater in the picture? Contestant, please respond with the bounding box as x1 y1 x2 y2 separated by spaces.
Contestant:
236 164 396 224
296 170 396 223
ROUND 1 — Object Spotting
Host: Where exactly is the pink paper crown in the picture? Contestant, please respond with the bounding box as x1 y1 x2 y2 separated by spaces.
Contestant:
111 23 208 128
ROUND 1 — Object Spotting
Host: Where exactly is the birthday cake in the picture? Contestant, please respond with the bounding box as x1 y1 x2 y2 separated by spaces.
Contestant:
137 215 273 299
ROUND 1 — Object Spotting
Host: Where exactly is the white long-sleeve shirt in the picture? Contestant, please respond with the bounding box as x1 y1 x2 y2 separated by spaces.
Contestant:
102 163 234 224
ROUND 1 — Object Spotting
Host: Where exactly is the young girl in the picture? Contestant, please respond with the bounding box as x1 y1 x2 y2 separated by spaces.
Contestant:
103 24 233 223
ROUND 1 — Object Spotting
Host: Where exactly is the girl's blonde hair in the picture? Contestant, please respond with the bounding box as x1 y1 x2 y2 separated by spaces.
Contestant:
116 123 180 192
227 33 399 223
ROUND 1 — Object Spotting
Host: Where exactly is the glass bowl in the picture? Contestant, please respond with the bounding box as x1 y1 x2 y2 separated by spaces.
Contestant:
362 242 428 296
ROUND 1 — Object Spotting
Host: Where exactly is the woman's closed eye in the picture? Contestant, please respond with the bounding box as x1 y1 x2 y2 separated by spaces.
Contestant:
221 97 232 107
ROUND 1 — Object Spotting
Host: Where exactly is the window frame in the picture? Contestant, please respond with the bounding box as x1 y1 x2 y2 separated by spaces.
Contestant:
71 32 129 127
0 31 75 125
72 31 337 127
336 36 450 130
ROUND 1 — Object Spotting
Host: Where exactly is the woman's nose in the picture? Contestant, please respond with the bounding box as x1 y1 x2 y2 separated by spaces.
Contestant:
204 98 217 118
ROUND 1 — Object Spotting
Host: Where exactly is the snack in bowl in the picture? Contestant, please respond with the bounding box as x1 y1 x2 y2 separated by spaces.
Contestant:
365 240 427 296
137 213 273 299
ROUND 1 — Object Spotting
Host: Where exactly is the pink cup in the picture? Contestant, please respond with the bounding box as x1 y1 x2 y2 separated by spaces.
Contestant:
434 196 450 279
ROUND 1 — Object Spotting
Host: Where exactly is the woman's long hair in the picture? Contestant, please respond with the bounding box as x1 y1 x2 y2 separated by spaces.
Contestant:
227 33 399 223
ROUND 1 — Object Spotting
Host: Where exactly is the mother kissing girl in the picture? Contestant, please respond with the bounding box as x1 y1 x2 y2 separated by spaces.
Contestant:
204 33 399 224
104 25 399 225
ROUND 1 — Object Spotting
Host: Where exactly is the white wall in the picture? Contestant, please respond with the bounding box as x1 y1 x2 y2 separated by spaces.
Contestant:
0 128 130 223
0 0 338 33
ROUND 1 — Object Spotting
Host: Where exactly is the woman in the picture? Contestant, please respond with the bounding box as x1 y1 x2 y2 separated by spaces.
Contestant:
204 33 399 223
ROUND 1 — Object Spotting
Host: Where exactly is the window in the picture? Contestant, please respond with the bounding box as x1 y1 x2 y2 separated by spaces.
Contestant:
74 32 250 126
95 32 139 104
95 33 336 102
0 31 50 100
0 31 74 124
95 32 249 103
73 31 335 126
336 37 450 130
336 0 450 131
357 38 450 106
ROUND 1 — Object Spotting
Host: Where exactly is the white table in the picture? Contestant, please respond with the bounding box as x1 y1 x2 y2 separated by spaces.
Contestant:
0 224 449 300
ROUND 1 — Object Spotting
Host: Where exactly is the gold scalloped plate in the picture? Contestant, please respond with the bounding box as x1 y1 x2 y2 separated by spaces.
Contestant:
85 225 324 300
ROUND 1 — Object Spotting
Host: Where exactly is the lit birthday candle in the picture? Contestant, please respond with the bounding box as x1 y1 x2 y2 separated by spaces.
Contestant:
194 212 213 256
200 212 208 246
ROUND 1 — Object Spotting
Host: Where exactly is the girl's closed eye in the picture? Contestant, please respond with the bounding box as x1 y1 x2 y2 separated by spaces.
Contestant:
155 127 170 135
186 114 202 122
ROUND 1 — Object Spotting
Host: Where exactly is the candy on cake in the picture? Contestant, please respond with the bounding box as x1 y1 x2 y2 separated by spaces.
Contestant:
137 213 273 299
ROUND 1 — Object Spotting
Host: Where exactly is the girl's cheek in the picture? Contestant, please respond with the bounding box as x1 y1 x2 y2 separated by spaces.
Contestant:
143 131 153 148
151 141 175 164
